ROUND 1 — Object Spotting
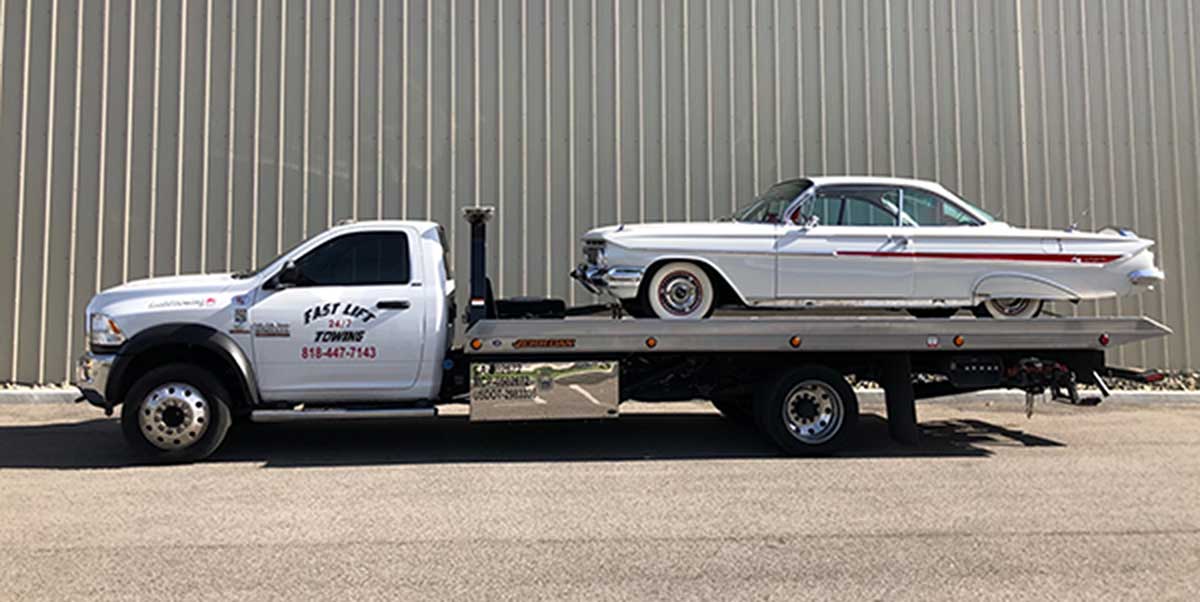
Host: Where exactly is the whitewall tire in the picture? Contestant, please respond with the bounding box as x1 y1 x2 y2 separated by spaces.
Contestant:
976 298 1044 319
643 262 715 320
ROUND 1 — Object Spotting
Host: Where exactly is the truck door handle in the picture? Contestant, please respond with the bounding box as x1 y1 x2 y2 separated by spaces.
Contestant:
376 300 411 310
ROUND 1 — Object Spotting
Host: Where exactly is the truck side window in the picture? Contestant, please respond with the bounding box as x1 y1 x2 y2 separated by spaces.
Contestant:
295 232 411 286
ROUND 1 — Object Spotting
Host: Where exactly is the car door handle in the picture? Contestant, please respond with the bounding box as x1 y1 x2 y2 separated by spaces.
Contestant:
376 300 411 310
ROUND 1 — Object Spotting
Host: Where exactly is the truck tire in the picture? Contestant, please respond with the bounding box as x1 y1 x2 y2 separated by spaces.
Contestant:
121 364 233 463
754 366 858 455
710 397 755 427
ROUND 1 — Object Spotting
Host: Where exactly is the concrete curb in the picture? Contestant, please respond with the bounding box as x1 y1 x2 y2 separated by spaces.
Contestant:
0 390 81 404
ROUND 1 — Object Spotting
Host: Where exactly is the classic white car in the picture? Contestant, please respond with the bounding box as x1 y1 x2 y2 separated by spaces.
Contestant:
571 176 1165 320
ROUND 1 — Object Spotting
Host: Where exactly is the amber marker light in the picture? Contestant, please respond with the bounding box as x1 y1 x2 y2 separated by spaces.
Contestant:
953 335 965 347
789 336 802 348
645 337 658 349
470 338 483 350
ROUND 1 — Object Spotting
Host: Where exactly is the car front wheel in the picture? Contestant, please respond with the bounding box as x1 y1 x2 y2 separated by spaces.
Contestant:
974 298 1045 319
642 261 715 319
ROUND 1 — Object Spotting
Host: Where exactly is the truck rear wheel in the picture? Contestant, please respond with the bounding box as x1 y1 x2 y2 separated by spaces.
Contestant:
754 366 858 455
121 364 233 463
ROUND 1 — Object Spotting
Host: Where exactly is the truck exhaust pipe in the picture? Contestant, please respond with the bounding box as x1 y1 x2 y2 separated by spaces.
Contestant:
462 206 495 326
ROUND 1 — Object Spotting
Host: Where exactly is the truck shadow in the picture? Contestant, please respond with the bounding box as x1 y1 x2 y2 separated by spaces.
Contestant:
0 413 1062 469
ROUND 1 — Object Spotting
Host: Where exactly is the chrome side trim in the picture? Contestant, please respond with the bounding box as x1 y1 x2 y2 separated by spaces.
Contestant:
971 271 1082 302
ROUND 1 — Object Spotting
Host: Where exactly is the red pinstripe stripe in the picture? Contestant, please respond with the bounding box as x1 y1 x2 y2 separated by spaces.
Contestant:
839 251 1121 264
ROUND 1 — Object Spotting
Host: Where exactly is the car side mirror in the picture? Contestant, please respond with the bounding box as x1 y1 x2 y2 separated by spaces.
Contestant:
268 261 302 289
794 214 820 229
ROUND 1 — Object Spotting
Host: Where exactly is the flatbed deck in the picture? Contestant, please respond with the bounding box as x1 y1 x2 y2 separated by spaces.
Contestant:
462 316 1172 355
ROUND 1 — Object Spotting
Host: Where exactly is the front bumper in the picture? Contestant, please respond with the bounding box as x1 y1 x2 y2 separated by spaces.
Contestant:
570 264 644 299
74 351 116 410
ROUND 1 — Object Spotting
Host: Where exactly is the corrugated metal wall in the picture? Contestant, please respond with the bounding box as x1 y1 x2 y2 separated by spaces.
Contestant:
1 0 1197 383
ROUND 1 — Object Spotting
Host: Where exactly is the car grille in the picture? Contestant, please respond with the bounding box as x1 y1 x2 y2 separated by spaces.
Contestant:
583 240 605 265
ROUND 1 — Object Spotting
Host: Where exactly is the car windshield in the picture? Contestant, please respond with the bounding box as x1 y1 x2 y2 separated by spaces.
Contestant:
942 188 997 223
729 180 813 223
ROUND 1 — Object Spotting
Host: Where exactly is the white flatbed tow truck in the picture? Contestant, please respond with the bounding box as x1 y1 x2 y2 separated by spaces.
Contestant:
74 207 1172 462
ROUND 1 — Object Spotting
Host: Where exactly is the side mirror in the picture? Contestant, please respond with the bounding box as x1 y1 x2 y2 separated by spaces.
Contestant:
793 213 820 229
267 261 302 289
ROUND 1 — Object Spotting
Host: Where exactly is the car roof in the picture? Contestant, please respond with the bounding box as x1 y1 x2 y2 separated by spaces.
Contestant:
802 175 954 193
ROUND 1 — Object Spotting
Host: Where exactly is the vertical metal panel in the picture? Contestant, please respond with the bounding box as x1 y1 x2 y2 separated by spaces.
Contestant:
0 0 1198 382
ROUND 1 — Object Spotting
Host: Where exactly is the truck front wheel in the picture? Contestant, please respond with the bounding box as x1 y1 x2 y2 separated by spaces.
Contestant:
754 366 858 455
121 364 233 463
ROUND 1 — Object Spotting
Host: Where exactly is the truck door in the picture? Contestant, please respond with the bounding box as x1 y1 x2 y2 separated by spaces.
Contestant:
249 228 428 402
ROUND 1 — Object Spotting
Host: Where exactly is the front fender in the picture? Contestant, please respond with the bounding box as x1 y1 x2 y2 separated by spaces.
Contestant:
641 255 752 305
106 323 261 408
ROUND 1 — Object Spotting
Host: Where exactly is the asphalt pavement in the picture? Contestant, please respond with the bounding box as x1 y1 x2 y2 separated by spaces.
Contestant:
1 395 1198 600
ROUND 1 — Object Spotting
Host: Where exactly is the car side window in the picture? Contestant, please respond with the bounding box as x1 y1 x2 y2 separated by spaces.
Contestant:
806 194 842 226
813 187 899 226
294 232 411 286
901 187 982 226
841 196 899 226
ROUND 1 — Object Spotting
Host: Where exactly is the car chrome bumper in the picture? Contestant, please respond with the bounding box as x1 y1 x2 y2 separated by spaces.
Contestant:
74 351 116 410
1129 267 1166 287
570 264 643 299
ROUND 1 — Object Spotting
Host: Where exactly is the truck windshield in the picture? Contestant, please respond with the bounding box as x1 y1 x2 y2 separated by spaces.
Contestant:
729 180 813 223
230 238 309 279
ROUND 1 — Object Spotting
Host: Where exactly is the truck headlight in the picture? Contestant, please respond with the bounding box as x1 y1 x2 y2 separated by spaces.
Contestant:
89 313 126 347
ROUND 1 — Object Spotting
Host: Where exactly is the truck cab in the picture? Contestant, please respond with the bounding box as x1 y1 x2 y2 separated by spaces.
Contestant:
75 220 454 460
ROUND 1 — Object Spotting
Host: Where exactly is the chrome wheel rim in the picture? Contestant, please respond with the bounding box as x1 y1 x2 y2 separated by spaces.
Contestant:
138 382 210 451
781 380 844 444
657 271 704 316
990 298 1033 317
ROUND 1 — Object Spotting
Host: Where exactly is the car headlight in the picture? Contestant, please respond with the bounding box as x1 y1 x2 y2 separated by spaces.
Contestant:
89 313 126 347
584 240 607 266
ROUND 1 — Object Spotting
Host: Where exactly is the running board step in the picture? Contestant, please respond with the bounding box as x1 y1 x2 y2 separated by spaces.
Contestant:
250 407 437 423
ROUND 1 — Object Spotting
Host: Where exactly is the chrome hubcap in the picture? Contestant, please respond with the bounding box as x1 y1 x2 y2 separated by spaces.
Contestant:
781 381 844 444
657 271 703 316
138 382 210 451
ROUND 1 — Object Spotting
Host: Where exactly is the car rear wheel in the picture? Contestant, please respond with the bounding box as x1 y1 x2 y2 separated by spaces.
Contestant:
121 364 233 463
754 366 858 455
642 261 715 320
974 298 1045 319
